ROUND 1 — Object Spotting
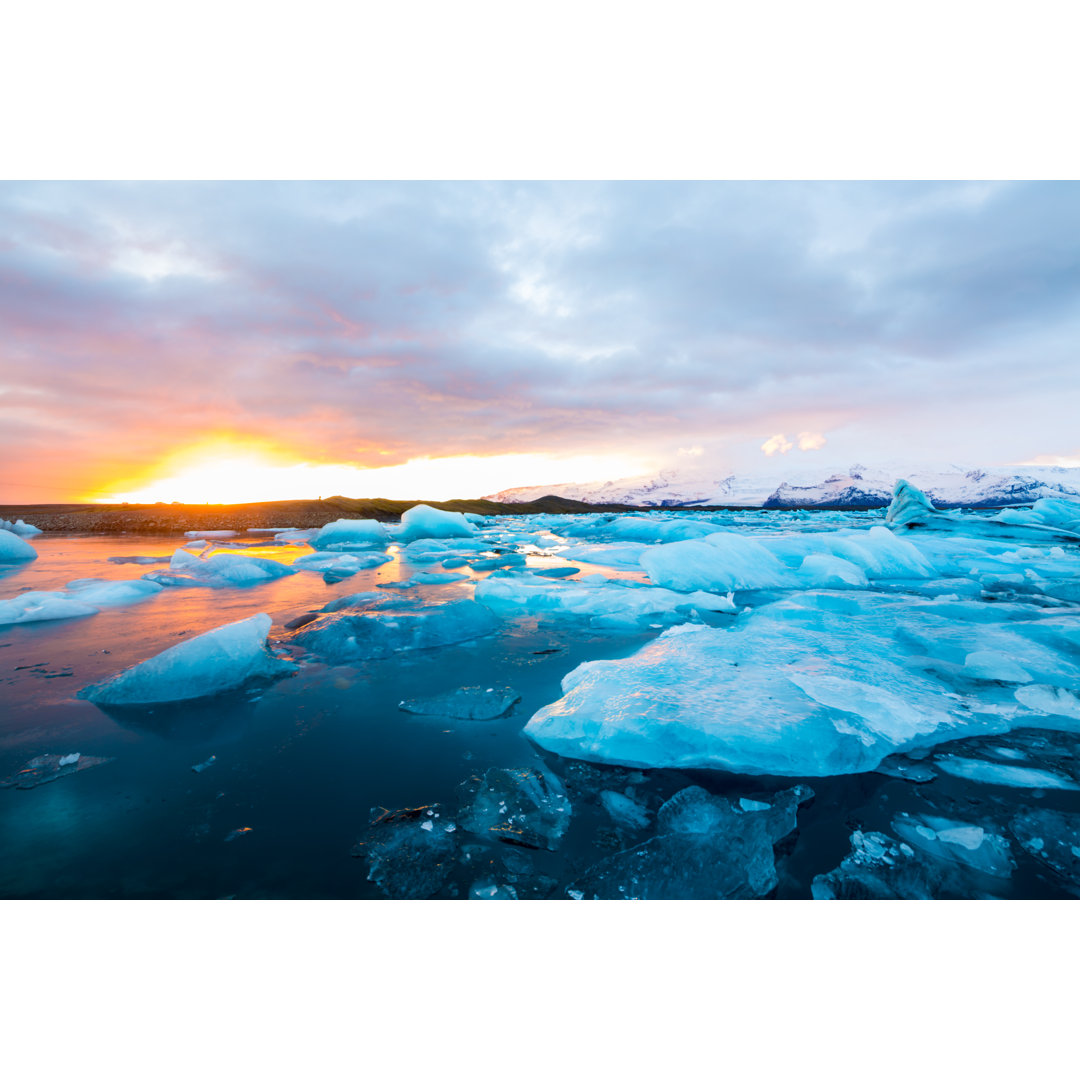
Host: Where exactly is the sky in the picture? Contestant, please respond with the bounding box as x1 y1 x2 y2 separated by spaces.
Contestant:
2 180 1079 503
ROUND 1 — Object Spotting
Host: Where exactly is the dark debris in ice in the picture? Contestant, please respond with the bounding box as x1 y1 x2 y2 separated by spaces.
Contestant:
459 766 572 851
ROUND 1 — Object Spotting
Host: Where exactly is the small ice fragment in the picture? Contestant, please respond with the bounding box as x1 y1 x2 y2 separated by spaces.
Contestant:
191 755 217 773
58 753 81 767
739 798 771 812
224 827 253 842
567 889 585 900
420 820 434 832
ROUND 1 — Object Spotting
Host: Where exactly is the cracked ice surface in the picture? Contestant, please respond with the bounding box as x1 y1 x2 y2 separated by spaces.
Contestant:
524 590 1080 776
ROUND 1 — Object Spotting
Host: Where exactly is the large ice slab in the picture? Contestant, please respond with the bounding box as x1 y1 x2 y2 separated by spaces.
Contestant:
524 591 1080 776
287 599 499 663
0 529 38 562
0 591 100 626
459 767 572 850
399 685 521 720
78 613 296 705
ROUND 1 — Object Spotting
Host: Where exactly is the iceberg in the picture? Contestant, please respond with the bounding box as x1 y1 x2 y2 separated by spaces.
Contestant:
887 480 1080 543
308 518 389 551
77 613 296 706
287 599 499 663
0 529 38 562
61 578 164 607
394 504 478 542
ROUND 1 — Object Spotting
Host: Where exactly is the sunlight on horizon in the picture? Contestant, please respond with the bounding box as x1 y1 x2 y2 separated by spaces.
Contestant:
91 442 654 504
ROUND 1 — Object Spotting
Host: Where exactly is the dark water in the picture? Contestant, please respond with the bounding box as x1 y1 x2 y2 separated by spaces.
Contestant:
1 532 1077 899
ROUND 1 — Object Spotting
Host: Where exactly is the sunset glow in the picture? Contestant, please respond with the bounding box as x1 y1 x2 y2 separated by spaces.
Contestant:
92 441 656 505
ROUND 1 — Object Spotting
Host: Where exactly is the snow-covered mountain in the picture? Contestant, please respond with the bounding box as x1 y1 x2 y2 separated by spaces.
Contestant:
488 463 1080 508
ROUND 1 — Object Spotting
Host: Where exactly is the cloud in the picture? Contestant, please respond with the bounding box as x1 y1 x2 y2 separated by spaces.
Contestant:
3 180 1080 499
761 433 793 456
797 431 827 451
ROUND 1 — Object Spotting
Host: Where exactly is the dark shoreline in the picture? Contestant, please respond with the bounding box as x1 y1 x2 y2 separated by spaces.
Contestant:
2 494 1023 535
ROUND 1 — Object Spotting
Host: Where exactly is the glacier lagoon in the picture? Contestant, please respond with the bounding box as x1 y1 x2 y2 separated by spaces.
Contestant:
3 491 1080 899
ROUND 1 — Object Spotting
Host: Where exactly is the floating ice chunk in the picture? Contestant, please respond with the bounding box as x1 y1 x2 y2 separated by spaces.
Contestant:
891 812 1014 877
0 529 38 562
469 880 518 900
459 767 572 850
191 755 217 773
309 518 389 551
0 753 113 789
224 827 253 842
812 830 940 900
402 537 489 563
273 528 320 543
560 542 649 570
570 785 808 899
62 578 164 607
934 755 1080 790
1010 809 1080 894
962 650 1032 683
0 591 100 626
185 530 238 539
530 566 580 578
292 551 392 576
474 574 735 625
288 599 499 663
399 685 521 720
107 555 171 565
1 518 42 537
598 790 651 831
1015 684 1080 720
640 534 795 592
377 570 470 589
795 553 869 588
874 755 937 783
145 548 296 588
739 798 771 812
78 613 296 706
395 504 478 542
354 809 458 899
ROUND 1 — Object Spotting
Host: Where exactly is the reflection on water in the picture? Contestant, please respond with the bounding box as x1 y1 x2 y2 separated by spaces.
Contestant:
1 525 1078 899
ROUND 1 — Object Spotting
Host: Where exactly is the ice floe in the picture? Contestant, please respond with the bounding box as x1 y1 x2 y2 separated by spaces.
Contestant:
144 548 296 588
78 613 296 705
398 685 521 720
287 599 499 662
524 590 1080 775
308 518 389 551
